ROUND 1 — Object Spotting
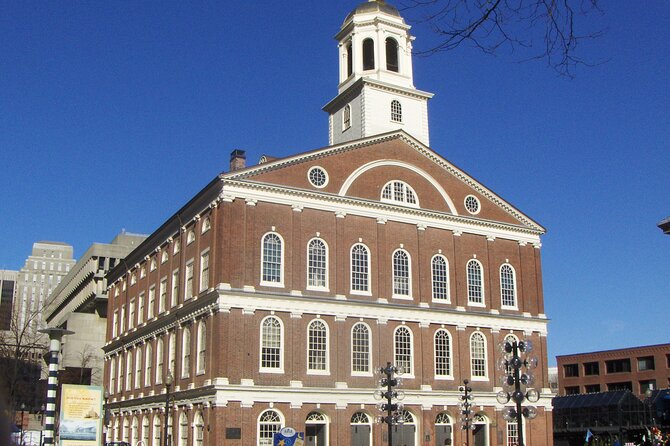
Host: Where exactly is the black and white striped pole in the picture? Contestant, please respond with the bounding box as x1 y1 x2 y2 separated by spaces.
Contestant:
38 327 74 446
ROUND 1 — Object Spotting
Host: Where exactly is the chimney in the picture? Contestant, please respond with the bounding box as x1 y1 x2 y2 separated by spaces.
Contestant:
229 149 246 171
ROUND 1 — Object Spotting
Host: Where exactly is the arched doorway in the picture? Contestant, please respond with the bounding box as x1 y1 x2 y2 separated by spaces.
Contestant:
350 412 371 446
392 410 417 446
305 412 328 446
435 412 453 446
472 414 489 446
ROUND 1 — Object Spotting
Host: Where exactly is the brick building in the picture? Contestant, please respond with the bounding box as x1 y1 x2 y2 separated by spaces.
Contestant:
102 2 553 446
556 343 670 397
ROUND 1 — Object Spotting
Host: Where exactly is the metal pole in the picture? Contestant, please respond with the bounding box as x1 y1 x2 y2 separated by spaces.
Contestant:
512 342 524 446
164 372 173 446
20 403 25 446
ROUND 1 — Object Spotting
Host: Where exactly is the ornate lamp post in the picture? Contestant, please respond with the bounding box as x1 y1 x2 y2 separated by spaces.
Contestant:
373 362 405 446
20 402 26 446
163 372 174 446
496 339 540 446
459 380 475 446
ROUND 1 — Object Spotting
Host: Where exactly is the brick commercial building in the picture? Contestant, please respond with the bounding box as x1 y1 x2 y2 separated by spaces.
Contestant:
103 2 553 445
557 343 670 397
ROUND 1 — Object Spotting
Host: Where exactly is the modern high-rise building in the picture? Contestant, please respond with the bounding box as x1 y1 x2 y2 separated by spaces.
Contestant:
43 232 147 387
16 242 75 335
103 2 552 446
0 270 18 331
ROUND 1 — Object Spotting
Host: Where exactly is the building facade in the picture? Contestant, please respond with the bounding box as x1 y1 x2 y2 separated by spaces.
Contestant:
15 241 75 336
556 343 670 397
43 232 146 387
0 269 18 331
103 2 553 446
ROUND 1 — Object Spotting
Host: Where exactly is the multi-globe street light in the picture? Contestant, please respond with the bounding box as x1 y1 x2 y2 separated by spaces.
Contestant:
373 362 405 446
458 380 475 446
163 372 174 446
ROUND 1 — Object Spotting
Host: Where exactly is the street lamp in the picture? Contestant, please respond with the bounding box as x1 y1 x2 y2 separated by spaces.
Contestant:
373 362 405 446
459 380 475 446
20 402 26 446
496 339 540 446
103 390 111 446
163 372 174 446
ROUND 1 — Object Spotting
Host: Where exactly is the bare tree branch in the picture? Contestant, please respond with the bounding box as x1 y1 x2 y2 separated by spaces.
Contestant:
398 0 606 77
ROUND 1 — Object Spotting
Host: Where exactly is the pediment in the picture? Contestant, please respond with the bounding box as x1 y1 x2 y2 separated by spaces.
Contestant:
222 131 544 233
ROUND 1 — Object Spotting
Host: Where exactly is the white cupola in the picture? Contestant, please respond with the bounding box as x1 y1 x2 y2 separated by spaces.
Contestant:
323 0 433 146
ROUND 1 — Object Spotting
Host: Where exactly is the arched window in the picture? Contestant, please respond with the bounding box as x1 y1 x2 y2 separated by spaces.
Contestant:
156 337 164 385
131 416 139 446
500 264 517 308
116 355 124 393
473 414 490 445
386 37 399 72
178 412 188 446
126 350 133 391
201 216 211 234
194 411 205 446
145 344 153 387
346 42 353 77
362 38 375 70
470 332 488 379
152 414 161 446
351 322 371 375
109 357 116 394
142 415 150 446
467 259 485 305
173 239 180 255
186 229 195 245
123 418 130 443
305 412 329 446
434 329 452 378
350 243 370 294
392 249 411 297
161 251 169 263
307 319 329 373
394 326 413 375
351 412 371 446
112 417 119 442
168 331 176 375
181 327 191 378
197 320 207 374
261 233 283 285
260 316 283 371
343 104 351 131
307 238 328 290
431 255 450 301
381 180 418 206
135 347 142 389
391 99 402 122
435 413 453 446
395 410 417 445
258 410 283 446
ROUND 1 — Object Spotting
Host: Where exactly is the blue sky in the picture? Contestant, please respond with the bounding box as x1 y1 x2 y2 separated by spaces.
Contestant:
1 1 668 365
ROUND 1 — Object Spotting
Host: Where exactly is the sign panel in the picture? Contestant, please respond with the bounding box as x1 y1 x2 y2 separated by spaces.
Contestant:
59 384 103 446
274 427 305 446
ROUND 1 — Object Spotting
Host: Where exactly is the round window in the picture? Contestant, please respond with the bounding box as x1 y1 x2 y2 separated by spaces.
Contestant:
464 195 481 214
308 166 328 188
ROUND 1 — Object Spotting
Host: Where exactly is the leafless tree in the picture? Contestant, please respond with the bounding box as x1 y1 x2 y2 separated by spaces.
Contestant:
399 0 606 77
0 306 47 412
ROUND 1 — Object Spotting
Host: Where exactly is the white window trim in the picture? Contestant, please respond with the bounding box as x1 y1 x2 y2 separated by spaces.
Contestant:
257 409 285 446
393 326 415 379
196 320 206 375
186 229 196 245
259 316 284 373
466 259 486 307
184 259 194 300
469 331 489 381
350 243 372 296
431 254 451 303
306 238 329 292
306 318 330 375
181 327 191 378
434 328 454 380
342 104 351 132
260 232 285 288
308 166 330 189
199 249 210 292
380 180 419 208
144 344 153 387
171 268 180 308
351 322 372 377
500 263 519 310
391 248 412 300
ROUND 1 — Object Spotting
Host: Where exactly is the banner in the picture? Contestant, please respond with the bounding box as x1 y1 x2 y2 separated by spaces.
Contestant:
59 385 103 446
273 427 304 446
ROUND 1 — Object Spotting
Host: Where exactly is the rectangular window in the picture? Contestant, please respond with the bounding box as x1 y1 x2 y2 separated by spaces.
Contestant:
200 251 210 291
639 379 656 394
138 293 145 324
637 356 655 371
607 381 633 391
148 286 155 319
564 386 580 395
564 364 579 377
507 423 519 446
606 358 631 374
159 278 167 313
120 306 125 334
583 362 600 376
585 384 601 393
128 299 135 329
185 261 194 300
171 269 179 307
112 311 119 338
